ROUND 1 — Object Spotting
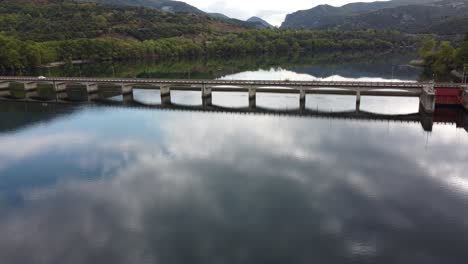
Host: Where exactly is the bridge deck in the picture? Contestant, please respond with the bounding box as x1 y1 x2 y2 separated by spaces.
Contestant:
1 76 464 89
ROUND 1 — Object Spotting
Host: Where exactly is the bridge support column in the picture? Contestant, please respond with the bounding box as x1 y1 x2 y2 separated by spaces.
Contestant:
54 82 67 92
202 85 212 106
356 89 361 112
463 89 468 111
0 90 10 98
203 96 212 107
248 87 256 109
161 95 171 106
202 84 212 98
160 85 170 97
87 93 99 101
25 90 39 99
85 83 99 94
419 107 434 132
160 85 171 106
420 84 435 113
462 106 468 133
24 82 37 91
299 88 306 111
123 93 134 105
121 84 133 95
56 91 69 101
0 81 9 90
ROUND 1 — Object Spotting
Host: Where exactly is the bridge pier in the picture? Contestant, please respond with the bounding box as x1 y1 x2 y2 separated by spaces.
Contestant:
202 84 212 98
160 85 171 106
161 95 171 106
463 89 468 111
85 83 99 94
0 81 9 89
202 85 212 106
23 82 37 91
160 85 170 97
356 89 361 112
299 88 306 110
419 106 434 132
0 90 10 98
249 87 256 109
87 93 99 101
54 82 67 92
299 98 306 111
25 90 39 99
203 96 212 107
56 91 69 101
123 93 134 105
121 84 133 95
420 84 436 113
249 98 256 110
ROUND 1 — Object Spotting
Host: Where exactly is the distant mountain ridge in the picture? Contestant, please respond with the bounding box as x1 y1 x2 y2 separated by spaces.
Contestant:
78 0 271 29
78 0 204 13
208 13 231 20
247 17 274 29
281 0 468 35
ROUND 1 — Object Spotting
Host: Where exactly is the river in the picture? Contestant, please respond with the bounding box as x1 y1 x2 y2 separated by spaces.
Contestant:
1 55 468 264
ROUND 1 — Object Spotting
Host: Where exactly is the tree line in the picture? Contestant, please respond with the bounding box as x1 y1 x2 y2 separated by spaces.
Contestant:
0 29 416 71
419 33 468 78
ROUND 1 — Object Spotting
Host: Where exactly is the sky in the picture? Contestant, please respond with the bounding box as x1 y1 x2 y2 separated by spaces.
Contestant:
183 0 388 26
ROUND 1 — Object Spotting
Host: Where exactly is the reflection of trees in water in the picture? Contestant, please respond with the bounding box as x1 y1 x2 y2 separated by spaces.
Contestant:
13 51 421 80
0 101 78 134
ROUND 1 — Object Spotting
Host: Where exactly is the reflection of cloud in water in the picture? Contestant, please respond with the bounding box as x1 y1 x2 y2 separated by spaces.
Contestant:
212 92 247 108
1 111 468 263
360 96 419 115
133 89 161 104
0 133 91 172
219 68 416 83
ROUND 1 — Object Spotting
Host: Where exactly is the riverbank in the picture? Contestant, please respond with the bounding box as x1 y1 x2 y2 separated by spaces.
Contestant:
409 59 426 67
40 60 94 68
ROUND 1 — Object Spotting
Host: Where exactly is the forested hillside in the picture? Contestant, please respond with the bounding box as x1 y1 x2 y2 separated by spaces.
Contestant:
282 0 468 35
77 0 203 13
0 0 248 42
0 0 421 72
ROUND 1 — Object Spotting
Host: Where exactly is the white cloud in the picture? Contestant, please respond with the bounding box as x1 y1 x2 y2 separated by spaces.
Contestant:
0 133 92 172
183 0 389 26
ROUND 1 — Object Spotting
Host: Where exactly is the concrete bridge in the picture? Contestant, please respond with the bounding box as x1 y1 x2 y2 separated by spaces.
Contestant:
0 76 467 113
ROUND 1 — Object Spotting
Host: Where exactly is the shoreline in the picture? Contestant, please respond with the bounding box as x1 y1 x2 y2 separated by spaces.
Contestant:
40 60 93 68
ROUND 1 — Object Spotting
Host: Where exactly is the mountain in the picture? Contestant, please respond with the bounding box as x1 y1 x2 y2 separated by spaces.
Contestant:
208 13 232 20
281 0 468 35
0 0 249 41
77 0 203 13
79 0 268 30
247 17 274 29
281 0 440 29
206 13 274 29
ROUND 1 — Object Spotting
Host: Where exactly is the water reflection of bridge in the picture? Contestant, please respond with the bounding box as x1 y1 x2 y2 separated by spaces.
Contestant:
106 99 468 133
1 96 467 133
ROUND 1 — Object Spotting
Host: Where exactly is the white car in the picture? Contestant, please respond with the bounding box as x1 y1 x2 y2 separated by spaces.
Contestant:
38 76 47 80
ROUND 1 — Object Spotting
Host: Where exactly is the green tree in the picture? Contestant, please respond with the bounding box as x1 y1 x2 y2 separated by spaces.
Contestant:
420 38 436 59
437 41 455 64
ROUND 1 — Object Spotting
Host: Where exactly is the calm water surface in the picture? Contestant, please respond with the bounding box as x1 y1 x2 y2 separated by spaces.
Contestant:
1 58 468 264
